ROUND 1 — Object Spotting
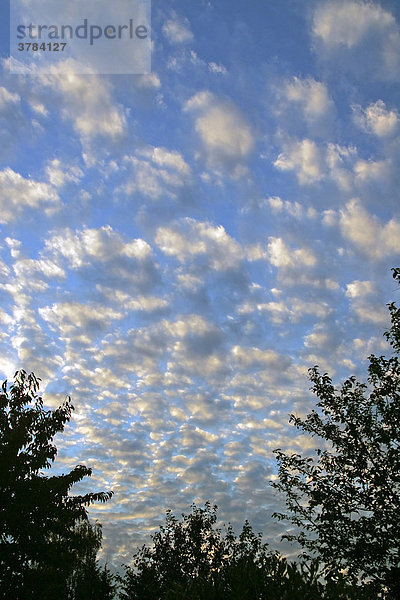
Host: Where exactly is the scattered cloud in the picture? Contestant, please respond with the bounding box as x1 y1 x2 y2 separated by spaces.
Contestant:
0 86 20 107
135 73 162 89
0 167 60 223
276 77 335 136
40 302 124 340
151 147 191 176
1 0 399 573
155 218 244 270
274 138 324 184
312 1 400 80
37 63 127 154
353 100 399 137
274 137 395 193
345 279 389 326
121 146 191 200
267 237 317 270
46 226 153 267
345 280 375 298
313 1 395 48
184 91 254 169
340 199 400 259
208 62 227 75
162 15 194 45
266 196 317 220
46 159 83 188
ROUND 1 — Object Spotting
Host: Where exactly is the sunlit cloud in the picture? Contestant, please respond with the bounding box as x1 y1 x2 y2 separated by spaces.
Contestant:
0 0 399 572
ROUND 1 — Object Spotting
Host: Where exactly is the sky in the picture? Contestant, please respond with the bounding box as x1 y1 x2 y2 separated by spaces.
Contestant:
1 0 400 569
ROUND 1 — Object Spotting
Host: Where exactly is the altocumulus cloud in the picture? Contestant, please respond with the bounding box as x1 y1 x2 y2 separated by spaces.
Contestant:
0 0 399 570
184 91 255 169
0 167 60 223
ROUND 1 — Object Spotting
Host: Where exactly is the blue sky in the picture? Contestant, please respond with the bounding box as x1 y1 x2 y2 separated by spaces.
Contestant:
1 0 400 567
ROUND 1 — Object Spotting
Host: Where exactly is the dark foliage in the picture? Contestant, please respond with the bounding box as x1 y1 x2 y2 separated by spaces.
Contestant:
0 370 114 599
118 502 371 599
273 268 400 596
66 521 116 599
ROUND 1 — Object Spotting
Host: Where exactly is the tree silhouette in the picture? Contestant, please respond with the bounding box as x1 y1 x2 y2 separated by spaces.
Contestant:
66 520 116 600
118 502 368 599
0 370 114 599
273 268 400 596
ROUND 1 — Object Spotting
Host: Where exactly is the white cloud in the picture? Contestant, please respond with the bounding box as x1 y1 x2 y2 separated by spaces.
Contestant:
285 77 332 119
353 100 399 137
148 315 229 382
155 218 244 270
196 108 253 163
121 147 191 200
9 305 64 380
277 77 335 135
340 199 400 259
165 49 206 73
30 102 48 116
345 280 389 326
97 287 169 313
123 158 175 199
151 147 191 176
304 326 335 350
266 196 317 220
0 86 20 107
162 15 194 44
232 346 291 371
184 90 213 112
5 237 21 259
42 226 161 305
325 143 357 191
184 91 254 167
245 244 268 262
313 1 395 48
46 226 153 268
237 298 291 323
0 167 60 223
40 302 124 340
0 84 29 162
283 298 332 321
175 272 203 291
13 258 65 282
345 280 375 298
312 1 400 80
159 314 219 340
39 64 126 142
208 62 227 75
322 209 338 227
46 159 83 188
274 138 393 192
135 73 162 89
267 237 317 269
353 158 392 184
274 138 324 184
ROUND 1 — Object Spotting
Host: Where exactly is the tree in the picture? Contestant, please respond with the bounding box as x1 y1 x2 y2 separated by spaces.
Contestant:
118 502 367 600
119 501 275 599
0 370 114 599
67 521 116 600
272 268 400 595
26 518 116 600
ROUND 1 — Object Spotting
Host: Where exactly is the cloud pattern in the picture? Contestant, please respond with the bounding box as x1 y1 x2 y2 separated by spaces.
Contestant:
0 0 399 568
